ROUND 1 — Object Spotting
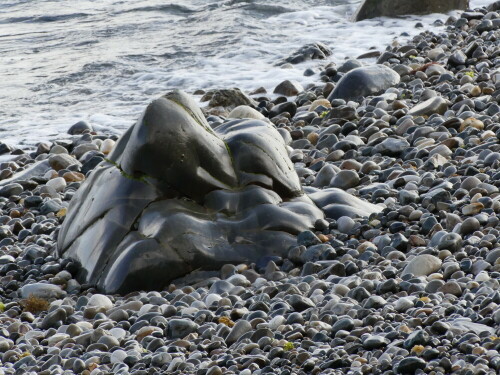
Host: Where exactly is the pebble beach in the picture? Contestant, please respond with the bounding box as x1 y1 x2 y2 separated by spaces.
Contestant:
0 2 500 375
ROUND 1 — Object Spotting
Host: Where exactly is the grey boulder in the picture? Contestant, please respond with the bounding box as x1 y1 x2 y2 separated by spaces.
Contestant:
58 91 321 294
58 90 381 294
202 88 257 110
353 0 469 21
327 65 400 102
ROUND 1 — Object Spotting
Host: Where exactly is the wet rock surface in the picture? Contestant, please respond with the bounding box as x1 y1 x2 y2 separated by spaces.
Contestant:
353 0 469 21
0 3 499 375
281 42 332 65
57 90 380 294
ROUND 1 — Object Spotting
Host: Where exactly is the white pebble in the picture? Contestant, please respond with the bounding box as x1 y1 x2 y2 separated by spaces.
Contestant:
46 177 67 192
109 327 127 340
252 277 267 287
269 315 286 330
110 349 127 364
100 139 115 155
475 272 490 282
138 304 154 316
394 297 415 312
87 294 113 311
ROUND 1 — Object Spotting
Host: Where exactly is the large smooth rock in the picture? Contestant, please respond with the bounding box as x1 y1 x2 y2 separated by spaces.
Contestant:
58 91 381 294
225 320 252 346
0 183 23 198
353 0 469 21
373 138 410 156
109 90 238 202
327 65 400 102
68 120 93 135
58 91 321 294
274 80 304 96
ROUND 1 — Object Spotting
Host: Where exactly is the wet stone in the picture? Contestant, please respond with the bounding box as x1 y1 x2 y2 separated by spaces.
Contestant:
396 357 427 374
226 320 252 346
437 233 462 252
167 319 198 340
68 121 93 135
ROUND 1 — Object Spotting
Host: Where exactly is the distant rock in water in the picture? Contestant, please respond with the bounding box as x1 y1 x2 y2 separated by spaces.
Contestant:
201 88 257 110
57 90 381 294
327 65 400 102
68 120 93 135
487 1 500 11
280 42 332 65
353 0 469 21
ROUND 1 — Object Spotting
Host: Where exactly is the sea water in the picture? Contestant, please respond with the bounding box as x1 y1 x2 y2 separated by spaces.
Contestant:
0 0 494 148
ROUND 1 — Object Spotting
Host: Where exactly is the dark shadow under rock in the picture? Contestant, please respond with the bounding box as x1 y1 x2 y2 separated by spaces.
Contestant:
57 90 381 294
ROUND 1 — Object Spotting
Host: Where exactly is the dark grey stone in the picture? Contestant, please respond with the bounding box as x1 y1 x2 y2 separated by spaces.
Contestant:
437 233 463 252
327 65 400 102
0 183 23 197
330 170 360 190
448 50 467 66
487 1 500 11
168 319 198 339
204 88 257 109
363 335 389 349
396 357 426 374
288 295 315 311
331 317 354 333
373 138 410 156
404 330 429 349
225 320 252 346
68 120 93 135
354 0 469 21
282 42 332 64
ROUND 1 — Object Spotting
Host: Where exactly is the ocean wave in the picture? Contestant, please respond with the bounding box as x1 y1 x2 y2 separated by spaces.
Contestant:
245 3 296 14
0 13 90 24
43 62 117 87
216 0 296 14
116 3 198 15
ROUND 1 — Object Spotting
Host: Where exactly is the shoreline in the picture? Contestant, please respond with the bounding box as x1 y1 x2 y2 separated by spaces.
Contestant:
0 2 500 375
1 0 494 149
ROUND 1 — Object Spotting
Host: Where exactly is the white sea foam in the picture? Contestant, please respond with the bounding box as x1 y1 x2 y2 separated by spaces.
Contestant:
0 0 494 148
